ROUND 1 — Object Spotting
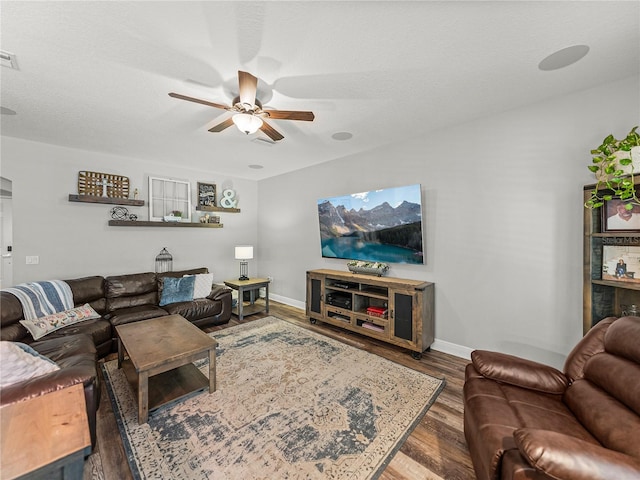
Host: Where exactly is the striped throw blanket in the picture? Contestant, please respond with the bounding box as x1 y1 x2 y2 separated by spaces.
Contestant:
4 281 74 320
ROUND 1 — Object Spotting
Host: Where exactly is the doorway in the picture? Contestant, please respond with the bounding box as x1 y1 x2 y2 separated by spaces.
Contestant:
1 176 13 288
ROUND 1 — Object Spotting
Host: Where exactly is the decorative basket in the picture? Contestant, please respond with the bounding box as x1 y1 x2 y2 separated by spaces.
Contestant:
347 261 389 277
78 171 130 198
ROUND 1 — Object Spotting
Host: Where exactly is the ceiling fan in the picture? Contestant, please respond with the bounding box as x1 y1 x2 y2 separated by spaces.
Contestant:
169 71 314 142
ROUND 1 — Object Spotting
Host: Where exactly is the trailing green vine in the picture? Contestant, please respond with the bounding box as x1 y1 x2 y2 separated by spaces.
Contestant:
585 126 640 209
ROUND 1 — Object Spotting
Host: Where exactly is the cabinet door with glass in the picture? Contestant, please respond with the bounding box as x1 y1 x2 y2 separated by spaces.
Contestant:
148 177 192 222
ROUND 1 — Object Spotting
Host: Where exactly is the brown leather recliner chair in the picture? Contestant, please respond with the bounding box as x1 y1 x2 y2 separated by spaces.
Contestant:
463 316 640 480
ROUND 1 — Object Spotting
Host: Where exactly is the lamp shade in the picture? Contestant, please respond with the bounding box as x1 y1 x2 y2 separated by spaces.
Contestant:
232 113 263 135
235 245 254 260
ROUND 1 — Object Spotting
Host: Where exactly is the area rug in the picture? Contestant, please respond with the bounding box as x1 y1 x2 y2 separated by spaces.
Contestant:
102 316 445 479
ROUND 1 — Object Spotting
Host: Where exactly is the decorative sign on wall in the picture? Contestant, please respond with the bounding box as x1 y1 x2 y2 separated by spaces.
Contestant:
78 171 130 198
197 182 216 208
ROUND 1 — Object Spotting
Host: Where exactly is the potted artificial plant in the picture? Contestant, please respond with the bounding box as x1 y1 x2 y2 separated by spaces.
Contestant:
585 126 640 209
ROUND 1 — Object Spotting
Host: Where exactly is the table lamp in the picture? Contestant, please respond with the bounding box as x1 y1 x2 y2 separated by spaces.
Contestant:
235 245 253 281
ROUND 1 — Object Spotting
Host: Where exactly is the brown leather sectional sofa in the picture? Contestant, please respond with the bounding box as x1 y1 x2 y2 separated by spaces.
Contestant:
0 267 232 448
464 316 640 480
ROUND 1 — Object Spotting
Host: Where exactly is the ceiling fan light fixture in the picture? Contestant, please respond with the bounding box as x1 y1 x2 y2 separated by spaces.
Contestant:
232 113 263 135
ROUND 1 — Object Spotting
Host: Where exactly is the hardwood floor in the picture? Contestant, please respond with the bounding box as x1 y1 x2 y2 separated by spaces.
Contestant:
87 302 475 480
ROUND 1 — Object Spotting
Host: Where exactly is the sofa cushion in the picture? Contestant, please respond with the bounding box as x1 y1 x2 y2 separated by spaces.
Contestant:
42 318 112 351
108 305 168 326
564 316 616 383
105 272 158 312
159 276 195 306
19 304 101 340
471 350 568 394
162 298 222 321
514 428 640 480
565 379 640 459
65 276 107 314
184 273 214 299
0 341 60 387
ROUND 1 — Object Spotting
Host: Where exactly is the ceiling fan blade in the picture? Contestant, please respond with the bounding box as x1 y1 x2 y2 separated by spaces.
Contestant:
208 117 235 133
168 92 230 110
259 120 284 141
263 110 315 121
238 71 258 107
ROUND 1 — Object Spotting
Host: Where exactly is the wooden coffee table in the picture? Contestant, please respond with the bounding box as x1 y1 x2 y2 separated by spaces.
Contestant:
116 314 217 424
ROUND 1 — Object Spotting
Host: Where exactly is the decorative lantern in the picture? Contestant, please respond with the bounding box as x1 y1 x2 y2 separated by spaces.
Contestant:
155 247 173 273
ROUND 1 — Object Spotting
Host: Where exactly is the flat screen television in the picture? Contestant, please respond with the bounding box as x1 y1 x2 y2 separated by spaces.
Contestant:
317 184 424 264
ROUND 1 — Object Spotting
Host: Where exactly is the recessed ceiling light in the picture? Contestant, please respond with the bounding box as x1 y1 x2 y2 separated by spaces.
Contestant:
538 45 589 71
332 132 353 141
249 164 264 169
0 106 17 115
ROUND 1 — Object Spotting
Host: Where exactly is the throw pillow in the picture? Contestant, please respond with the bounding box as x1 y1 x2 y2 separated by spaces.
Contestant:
0 342 60 388
19 303 102 340
183 273 214 299
159 275 195 306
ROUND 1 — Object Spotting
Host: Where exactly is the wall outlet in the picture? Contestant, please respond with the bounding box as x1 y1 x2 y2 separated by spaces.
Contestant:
26 255 39 265
267 276 274 282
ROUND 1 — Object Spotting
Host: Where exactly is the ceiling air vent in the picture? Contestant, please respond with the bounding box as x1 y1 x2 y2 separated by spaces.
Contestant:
0 51 18 70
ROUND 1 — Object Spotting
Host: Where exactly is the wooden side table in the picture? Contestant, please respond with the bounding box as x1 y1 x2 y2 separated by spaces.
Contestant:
0 383 91 480
223 277 270 321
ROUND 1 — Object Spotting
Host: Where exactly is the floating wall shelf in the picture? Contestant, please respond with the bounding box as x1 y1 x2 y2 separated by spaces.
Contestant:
69 194 145 207
108 220 223 228
196 206 241 213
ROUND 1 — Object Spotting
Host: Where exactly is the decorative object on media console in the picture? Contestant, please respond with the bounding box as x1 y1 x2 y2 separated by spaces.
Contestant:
318 184 424 265
347 260 389 276
78 170 130 198
220 188 237 209
168 70 315 142
155 248 173 273
585 126 640 210
235 245 253 281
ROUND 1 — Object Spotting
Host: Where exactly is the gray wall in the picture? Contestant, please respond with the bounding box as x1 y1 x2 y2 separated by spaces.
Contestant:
0 138 259 283
257 75 640 367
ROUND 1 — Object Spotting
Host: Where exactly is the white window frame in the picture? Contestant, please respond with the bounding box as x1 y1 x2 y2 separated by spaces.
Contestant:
148 176 192 222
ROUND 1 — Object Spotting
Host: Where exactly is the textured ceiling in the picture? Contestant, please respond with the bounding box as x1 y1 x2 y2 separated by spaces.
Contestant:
1 1 639 180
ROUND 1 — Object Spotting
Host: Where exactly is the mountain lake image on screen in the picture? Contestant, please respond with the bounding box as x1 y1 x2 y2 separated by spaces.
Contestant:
317 184 424 264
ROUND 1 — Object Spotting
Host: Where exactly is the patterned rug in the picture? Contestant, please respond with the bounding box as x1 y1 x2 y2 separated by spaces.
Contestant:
102 316 445 479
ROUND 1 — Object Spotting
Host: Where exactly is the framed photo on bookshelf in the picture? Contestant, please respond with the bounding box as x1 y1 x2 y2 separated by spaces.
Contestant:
603 198 640 233
602 245 640 284
197 182 216 208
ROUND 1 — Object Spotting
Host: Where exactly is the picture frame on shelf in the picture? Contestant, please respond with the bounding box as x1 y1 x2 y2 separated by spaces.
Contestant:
197 182 216 208
603 198 640 233
602 245 640 284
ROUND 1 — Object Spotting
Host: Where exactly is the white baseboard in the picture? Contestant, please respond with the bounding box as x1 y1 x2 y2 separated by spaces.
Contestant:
270 293 305 311
430 339 473 360
270 295 472 361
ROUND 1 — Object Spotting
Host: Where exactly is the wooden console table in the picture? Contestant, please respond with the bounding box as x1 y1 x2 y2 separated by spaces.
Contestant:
0 383 91 480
